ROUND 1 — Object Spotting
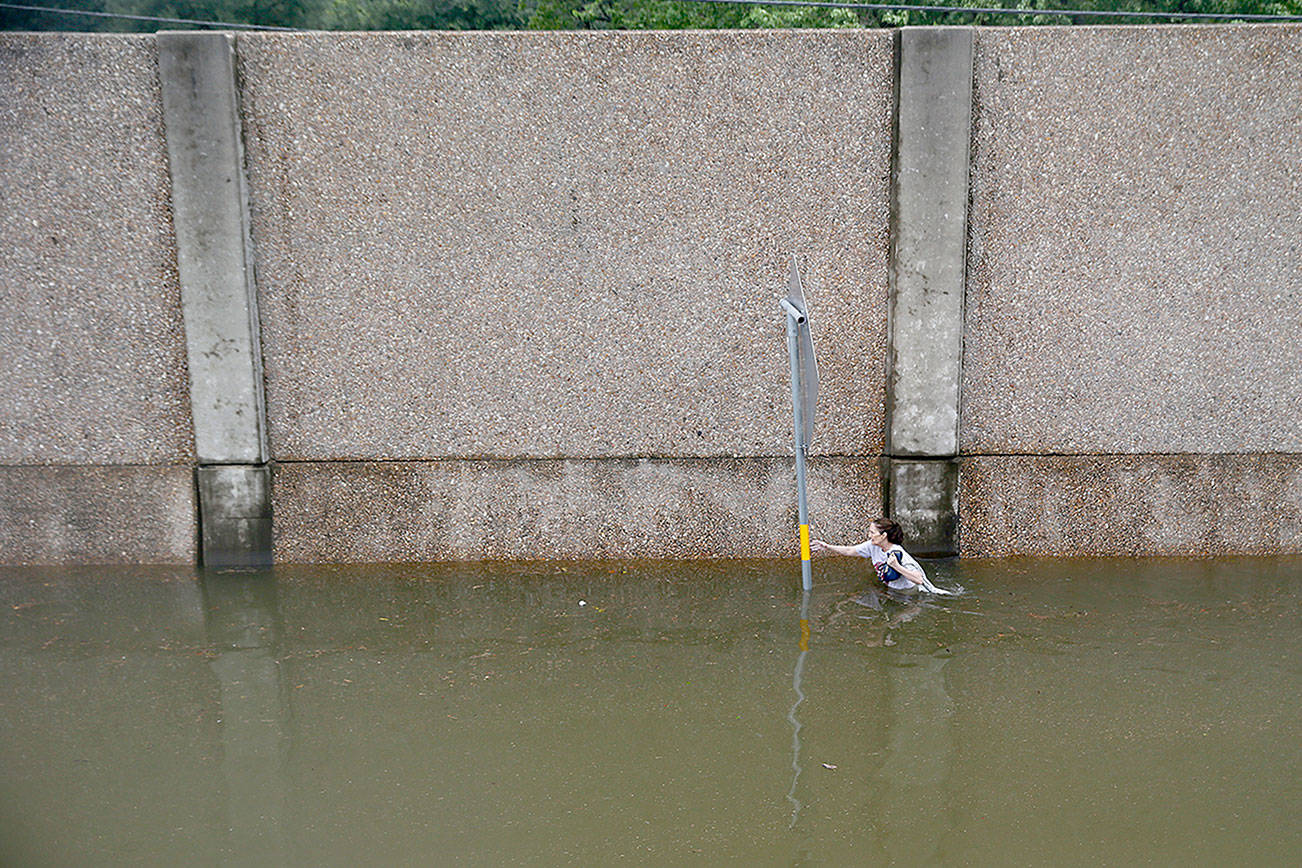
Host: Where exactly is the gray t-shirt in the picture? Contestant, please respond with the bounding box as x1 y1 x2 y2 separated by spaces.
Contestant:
853 541 927 591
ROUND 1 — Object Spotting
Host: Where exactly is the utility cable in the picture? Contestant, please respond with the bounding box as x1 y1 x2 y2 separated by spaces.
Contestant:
0 2 301 30
4 0 1299 34
676 0 1302 22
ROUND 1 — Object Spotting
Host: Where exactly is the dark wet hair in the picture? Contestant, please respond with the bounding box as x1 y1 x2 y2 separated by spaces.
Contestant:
871 517 904 545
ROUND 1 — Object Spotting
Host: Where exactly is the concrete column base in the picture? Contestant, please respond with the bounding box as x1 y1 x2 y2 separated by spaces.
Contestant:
887 458 959 556
198 465 272 569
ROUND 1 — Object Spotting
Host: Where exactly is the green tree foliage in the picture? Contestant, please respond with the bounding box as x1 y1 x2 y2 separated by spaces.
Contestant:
521 0 858 29
1 0 325 31
859 0 1302 27
521 0 1300 29
320 0 521 30
1 0 1298 32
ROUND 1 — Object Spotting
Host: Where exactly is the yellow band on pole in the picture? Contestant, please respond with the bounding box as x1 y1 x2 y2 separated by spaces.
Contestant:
800 524 811 561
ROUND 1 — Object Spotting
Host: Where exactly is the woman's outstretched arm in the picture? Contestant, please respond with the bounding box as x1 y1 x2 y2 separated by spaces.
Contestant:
810 539 863 557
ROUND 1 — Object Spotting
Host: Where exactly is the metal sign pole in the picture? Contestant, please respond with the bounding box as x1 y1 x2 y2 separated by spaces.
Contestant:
781 257 818 592
782 299 813 592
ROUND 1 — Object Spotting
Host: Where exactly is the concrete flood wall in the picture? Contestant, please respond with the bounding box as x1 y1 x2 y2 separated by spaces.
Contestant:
0 25 1299 564
0 36 197 563
961 27 1302 556
235 31 896 561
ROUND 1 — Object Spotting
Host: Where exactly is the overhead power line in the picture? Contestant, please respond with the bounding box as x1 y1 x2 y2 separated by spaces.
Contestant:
3 0 1300 29
676 0 1302 22
0 2 300 30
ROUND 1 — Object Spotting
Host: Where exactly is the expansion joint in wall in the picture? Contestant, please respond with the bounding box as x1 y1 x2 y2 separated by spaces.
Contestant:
159 31 271 568
883 27 975 556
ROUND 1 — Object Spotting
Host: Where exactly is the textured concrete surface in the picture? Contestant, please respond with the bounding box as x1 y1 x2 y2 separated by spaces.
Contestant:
0 466 197 564
0 35 194 465
959 455 1302 556
271 457 881 562
887 457 960 556
964 25 1302 455
197 464 273 568
887 27 972 459
5 29 1302 565
159 32 268 465
236 30 894 461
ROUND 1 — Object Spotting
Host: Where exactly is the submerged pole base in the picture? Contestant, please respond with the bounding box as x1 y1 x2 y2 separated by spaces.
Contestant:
800 523 812 591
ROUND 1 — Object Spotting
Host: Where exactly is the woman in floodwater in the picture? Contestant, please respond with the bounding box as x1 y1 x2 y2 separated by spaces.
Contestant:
812 517 946 594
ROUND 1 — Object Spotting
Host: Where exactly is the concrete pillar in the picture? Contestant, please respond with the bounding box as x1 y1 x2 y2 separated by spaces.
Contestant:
885 28 974 555
886 458 959 557
196 465 272 568
159 31 271 567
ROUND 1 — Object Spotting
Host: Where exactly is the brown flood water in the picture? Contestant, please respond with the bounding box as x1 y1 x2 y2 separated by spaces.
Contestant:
1 556 1299 866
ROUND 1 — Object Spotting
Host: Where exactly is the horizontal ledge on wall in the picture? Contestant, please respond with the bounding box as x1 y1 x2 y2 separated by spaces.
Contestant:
958 452 1302 459
0 465 198 566
257 452 1302 467
267 454 888 465
271 457 885 563
0 462 198 470
960 454 1302 558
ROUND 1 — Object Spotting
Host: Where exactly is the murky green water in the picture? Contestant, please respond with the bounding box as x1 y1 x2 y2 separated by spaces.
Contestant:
1 557 1298 866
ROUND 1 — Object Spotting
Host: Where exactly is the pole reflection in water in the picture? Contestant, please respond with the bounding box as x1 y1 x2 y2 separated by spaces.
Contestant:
877 651 955 862
786 590 812 828
863 595 956 863
200 570 291 866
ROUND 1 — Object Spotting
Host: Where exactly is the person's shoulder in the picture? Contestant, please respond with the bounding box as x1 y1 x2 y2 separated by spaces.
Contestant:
853 540 880 558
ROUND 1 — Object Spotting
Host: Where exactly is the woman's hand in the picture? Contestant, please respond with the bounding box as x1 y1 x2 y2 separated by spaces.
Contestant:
886 551 925 584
